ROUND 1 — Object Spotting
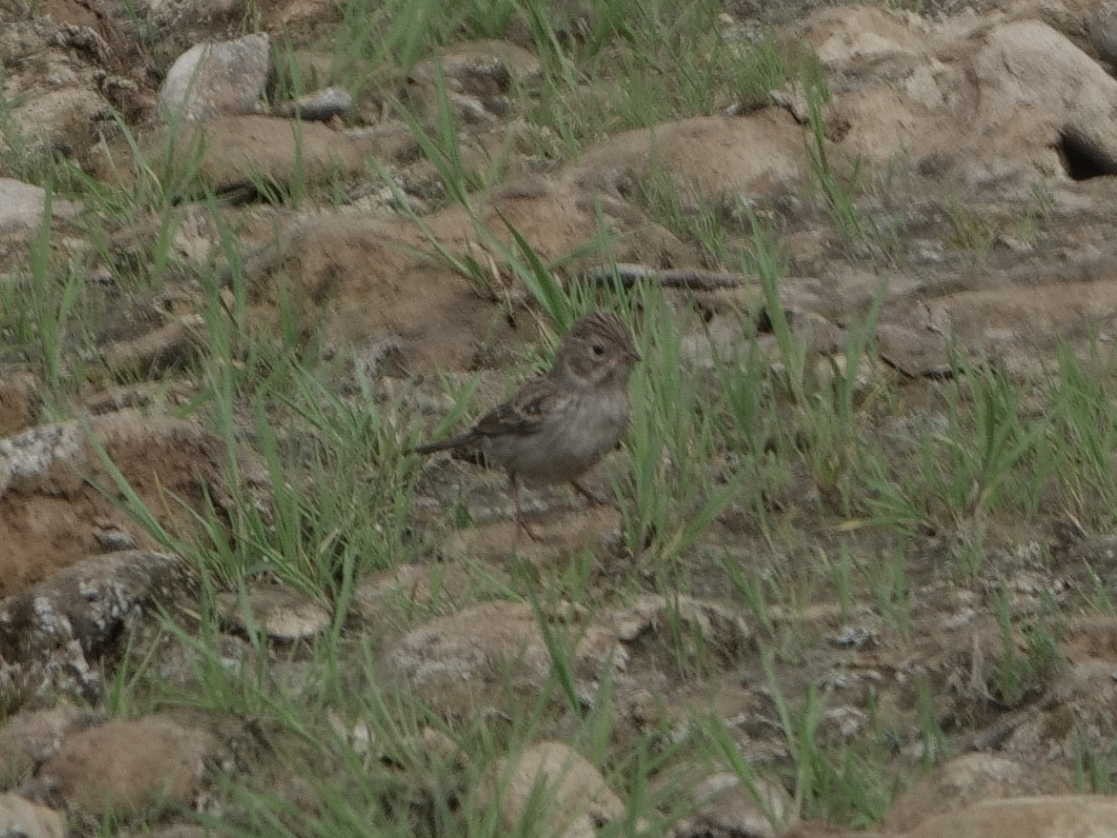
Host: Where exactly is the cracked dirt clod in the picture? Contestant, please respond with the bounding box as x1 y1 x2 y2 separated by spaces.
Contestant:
382 601 626 713
35 715 215 816
99 114 382 196
567 109 807 203
216 585 331 642
0 705 101 789
478 741 625 838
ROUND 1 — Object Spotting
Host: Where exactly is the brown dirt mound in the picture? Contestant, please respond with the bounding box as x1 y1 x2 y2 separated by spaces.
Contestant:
0 411 261 597
246 178 692 371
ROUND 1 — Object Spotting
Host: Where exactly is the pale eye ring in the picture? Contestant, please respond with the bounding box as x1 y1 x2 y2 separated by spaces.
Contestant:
592 343 606 356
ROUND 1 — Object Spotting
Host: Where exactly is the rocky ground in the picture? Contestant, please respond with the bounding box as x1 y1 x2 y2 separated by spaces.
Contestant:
5 0 1117 835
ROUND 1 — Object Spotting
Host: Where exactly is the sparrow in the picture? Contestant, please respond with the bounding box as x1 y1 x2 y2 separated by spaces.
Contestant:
414 311 641 539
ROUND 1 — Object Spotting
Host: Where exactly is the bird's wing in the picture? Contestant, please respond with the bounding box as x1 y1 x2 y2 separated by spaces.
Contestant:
472 377 561 438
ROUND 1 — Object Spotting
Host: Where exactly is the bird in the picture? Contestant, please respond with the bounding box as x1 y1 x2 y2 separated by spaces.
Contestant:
413 311 641 540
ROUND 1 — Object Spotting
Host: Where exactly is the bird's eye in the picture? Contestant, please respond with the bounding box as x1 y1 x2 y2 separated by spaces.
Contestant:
592 344 606 356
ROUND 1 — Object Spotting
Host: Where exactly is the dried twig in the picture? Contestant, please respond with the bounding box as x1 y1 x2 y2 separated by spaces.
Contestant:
579 263 749 291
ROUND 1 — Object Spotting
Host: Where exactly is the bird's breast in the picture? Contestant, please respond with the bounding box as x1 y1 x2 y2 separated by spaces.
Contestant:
491 388 629 483
538 390 629 478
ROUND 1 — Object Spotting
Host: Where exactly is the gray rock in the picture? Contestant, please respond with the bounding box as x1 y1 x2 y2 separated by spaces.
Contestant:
965 20 1117 181
0 180 79 236
0 421 85 495
0 551 190 701
158 33 270 122
93 526 138 552
829 624 875 649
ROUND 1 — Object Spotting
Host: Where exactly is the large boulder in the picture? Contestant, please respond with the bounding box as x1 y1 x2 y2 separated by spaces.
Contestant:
158 33 270 121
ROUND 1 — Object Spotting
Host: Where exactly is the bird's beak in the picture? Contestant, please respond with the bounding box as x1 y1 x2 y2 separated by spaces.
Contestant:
627 348 642 363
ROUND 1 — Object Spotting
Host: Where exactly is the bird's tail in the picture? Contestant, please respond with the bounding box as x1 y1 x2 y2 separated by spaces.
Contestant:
411 433 474 456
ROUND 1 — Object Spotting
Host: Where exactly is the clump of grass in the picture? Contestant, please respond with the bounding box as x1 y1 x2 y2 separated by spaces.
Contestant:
804 80 862 244
944 183 1055 259
740 213 888 514
914 677 947 766
1074 735 1117 794
1045 346 1117 528
859 360 1049 536
801 79 904 262
397 64 488 209
867 548 912 636
938 366 1048 519
384 67 594 324
944 199 996 258
0 185 85 408
524 0 806 158
987 590 1062 710
618 288 744 578
634 167 731 267
760 653 896 827
82 213 424 601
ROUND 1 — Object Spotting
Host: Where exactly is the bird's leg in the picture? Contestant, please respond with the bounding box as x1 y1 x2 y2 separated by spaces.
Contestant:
510 473 541 542
570 479 609 507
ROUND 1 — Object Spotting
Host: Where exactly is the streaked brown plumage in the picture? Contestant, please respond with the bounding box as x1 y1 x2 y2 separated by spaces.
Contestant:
414 312 640 539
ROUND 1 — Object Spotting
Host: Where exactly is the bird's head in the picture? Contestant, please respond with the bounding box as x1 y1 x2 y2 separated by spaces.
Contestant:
552 311 641 388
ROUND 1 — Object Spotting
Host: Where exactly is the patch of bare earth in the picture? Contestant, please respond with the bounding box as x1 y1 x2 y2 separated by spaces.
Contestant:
6 0 1117 834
